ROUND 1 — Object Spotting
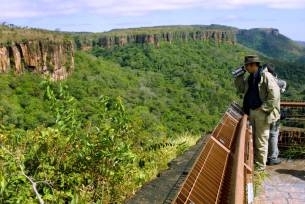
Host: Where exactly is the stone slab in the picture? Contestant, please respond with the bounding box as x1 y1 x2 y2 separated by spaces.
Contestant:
254 159 305 204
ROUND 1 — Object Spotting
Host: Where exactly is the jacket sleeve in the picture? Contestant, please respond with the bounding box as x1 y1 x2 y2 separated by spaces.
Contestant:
234 74 247 94
261 72 281 114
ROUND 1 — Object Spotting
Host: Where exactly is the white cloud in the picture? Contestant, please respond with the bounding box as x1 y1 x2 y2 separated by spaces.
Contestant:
0 0 305 19
83 0 305 14
224 0 305 9
0 0 82 18
84 0 201 16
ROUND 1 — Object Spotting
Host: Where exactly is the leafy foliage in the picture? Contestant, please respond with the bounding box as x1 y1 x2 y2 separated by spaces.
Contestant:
89 41 245 133
0 72 54 130
2 83 131 202
1 82 184 203
267 59 305 101
0 67 202 202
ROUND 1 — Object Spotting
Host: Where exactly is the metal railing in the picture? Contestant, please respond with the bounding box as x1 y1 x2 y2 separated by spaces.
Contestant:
279 101 305 147
171 103 253 204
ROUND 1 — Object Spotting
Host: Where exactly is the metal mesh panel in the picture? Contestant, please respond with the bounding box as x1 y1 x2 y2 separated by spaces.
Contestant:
172 103 243 204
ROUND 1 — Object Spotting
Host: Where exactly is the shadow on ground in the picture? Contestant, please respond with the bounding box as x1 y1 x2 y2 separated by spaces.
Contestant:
276 169 305 181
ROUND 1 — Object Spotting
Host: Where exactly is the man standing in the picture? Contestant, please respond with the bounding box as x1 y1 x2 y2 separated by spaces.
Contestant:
264 63 287 165
268 119 282 165
234 55 281 171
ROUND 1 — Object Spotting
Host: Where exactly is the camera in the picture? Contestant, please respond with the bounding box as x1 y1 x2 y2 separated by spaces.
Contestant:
232 66 246 77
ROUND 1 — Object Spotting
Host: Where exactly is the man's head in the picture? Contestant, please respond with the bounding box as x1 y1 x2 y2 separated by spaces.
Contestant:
244 55 260 73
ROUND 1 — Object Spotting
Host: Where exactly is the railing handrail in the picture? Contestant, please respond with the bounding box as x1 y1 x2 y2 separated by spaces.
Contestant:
230 115 248 204
281 101 305 107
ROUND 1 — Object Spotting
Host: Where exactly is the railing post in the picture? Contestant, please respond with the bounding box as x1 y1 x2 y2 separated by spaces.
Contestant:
245 121 254 204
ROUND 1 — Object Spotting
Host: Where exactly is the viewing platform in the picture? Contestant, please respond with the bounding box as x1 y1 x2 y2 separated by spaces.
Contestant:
126 101 305 204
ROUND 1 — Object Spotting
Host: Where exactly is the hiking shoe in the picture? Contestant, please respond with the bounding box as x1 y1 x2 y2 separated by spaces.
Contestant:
266 158 281 166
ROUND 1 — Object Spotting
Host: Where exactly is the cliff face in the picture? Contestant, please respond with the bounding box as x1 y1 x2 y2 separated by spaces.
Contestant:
76 29 236 50
0 40 74 80
237 28 280 37
98 30 236 48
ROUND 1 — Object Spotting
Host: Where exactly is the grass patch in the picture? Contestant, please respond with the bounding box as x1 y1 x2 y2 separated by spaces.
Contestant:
253 170 269 196
280 146 305 159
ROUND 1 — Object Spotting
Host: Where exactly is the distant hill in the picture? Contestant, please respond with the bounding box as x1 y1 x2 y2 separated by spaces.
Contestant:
71 24 238 51
71 25 305 62
236 28 305 61
0 23 66 43
295 41 305 47
108 24 238 33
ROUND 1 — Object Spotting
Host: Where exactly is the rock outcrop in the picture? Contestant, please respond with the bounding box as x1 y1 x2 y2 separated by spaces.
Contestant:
97 30 236 48
75 28 237 50
0 40 74 80
237 28 280 37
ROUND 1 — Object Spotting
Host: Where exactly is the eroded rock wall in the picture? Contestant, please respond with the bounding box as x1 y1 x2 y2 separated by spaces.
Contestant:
96 30 236 48
0 40 74 80
75 30 236 50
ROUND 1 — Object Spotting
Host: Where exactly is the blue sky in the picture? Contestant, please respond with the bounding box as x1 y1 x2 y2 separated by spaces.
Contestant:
1 0 305 41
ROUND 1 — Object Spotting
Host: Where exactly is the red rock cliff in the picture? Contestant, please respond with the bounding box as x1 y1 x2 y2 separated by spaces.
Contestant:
0 40 74 80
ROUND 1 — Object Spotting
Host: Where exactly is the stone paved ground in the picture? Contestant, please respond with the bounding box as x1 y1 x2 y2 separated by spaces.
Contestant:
254 159 305 204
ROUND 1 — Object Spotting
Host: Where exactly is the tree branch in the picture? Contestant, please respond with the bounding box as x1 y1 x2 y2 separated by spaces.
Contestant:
19 165 45 204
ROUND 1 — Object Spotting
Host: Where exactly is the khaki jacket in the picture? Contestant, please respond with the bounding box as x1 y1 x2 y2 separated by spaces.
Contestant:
234 67 281 124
